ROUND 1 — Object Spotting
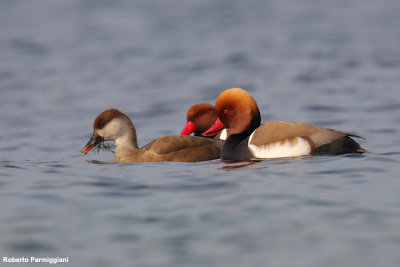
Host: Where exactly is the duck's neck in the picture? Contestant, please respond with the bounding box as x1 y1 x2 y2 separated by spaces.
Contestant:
114 124 139 153
222 128 253 161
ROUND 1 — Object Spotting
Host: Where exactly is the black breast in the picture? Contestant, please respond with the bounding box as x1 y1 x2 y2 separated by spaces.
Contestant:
221 131 253 161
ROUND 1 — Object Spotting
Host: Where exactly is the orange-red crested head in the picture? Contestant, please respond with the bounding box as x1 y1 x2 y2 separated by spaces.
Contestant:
212 88 261 135
180 103 219 136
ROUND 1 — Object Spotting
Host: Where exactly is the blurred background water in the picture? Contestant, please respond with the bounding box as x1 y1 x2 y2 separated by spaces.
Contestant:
1 0 400 266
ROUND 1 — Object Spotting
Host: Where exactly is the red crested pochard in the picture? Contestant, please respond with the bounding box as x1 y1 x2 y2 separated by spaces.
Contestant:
204 88 367 161
180 103 229 140
81 109 223 162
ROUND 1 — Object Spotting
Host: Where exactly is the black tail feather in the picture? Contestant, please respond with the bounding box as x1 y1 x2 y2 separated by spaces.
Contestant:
315 136 367 155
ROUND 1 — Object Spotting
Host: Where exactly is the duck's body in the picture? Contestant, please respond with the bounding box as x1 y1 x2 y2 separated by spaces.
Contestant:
180 103 228 140
219 121 365 161
82 109 222 162
114 135 222 162
204 88 366 161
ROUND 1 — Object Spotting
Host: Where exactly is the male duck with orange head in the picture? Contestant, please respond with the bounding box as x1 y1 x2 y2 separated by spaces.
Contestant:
204 88 367 161
180 103 229 140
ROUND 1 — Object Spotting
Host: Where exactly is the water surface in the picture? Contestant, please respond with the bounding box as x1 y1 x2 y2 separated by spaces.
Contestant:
1 0 400 266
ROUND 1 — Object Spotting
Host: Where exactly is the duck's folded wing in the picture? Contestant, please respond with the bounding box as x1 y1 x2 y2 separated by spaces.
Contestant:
249 121 365 154
141 136 223 161
250 121 362 147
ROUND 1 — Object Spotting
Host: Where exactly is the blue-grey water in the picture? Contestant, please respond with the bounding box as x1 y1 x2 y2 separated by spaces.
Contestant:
1 0 400 266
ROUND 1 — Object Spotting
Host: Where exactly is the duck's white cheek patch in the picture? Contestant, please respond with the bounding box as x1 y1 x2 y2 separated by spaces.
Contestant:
96 118 125 140
248 134 312 159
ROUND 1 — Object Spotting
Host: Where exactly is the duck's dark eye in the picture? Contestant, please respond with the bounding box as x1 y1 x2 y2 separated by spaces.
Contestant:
97 121 105 129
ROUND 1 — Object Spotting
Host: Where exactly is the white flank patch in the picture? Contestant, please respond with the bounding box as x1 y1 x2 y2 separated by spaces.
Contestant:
248 132 311 159
219 129 228 140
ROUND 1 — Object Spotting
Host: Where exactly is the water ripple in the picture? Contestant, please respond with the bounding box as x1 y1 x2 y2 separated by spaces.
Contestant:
9 38 50 56
367 103 400 112
304 104 345 112
7 239 56 253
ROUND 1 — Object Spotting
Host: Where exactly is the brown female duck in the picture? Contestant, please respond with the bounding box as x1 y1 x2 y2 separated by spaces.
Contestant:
82 109 222 162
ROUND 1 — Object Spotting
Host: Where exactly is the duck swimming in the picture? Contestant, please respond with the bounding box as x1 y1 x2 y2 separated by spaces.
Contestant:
82 109 223 162
204 88 367 161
